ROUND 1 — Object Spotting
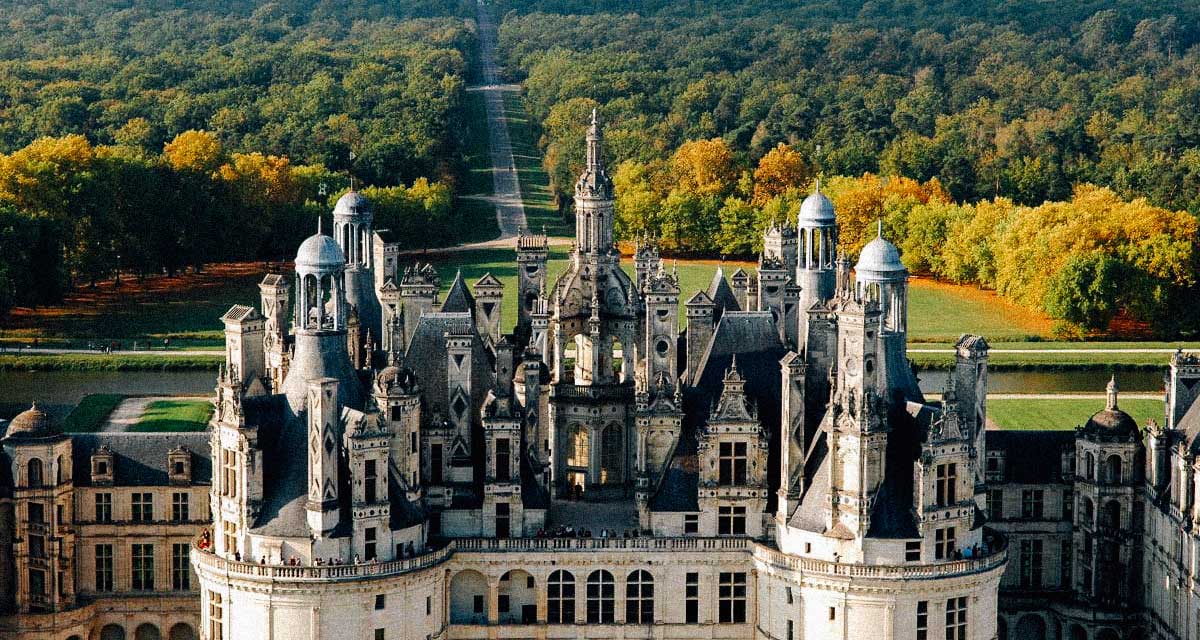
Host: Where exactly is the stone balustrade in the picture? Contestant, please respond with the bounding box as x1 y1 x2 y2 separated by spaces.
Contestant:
193 534 1005 583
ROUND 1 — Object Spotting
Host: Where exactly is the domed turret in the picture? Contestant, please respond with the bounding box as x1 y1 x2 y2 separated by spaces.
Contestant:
798 185 836 226
296 232 345 270
854 222 909 337
333 190 373 223
5 402 54 437
1084 376 1139 436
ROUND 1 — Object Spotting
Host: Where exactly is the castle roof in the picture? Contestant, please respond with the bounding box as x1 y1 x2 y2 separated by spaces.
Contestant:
71 432 212 486
296 232 345 270
855 224 906 279
798 184 836 226
4 403 55 438
333 190 373 221
441 271 475 313
705 266 741 322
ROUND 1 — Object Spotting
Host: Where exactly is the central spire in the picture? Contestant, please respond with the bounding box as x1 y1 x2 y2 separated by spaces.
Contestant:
574 104 615 255
586 107 604 173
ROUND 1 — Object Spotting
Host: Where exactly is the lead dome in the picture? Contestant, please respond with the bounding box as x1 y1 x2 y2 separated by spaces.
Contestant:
6 402 53 437
798 187 836 225
295 232 345 269
855 233 906 277
333 190 373 221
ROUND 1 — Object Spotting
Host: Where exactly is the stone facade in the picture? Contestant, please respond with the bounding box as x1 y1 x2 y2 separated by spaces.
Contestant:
0 406 210 640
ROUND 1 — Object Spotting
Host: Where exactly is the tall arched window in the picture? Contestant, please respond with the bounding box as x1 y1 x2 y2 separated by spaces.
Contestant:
586 570 614 623
601 426 622 484
26 458 44 488
1084 453 1095 481
1081 497 1094 526
1105 455 1122 485
567 426 589 468
548 570 575 624
1103 501 1121 529
625 570 654 623
56 455 65 484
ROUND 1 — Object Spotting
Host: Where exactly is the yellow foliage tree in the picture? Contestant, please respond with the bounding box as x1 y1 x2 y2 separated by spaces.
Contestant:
164 130 224 174
671 138 736 198
752 143 811 206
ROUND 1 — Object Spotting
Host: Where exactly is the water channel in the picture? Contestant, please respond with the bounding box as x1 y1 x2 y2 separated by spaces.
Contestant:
0 367 1165 423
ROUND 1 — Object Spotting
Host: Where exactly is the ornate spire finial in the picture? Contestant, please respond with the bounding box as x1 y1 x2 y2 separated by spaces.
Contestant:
814 177 821 194
591 107 598 126
1106 375 1119 411
317 214 322 235
877 219 883 238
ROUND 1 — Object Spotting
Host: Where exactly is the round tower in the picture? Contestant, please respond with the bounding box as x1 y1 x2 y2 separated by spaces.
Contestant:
854 221 908 337
333 190 383 351
281 226 363 412
796 183 838 343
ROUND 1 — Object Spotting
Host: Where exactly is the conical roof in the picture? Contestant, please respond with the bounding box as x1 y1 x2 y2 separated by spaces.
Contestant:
441 270 475 313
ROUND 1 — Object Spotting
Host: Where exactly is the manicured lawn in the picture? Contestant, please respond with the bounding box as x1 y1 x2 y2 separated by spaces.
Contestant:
62 394 125 433
0 354 221 371
907 277 1052 343
987 398 1162 431
503 91 570 237
129 399 213 432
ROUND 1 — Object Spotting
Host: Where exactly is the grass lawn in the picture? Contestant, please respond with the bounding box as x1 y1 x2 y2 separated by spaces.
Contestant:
0 354 222 371
987 397 1162 431
907 277 1052 342
61 394 125 433
503 91 570 236
129 399 213 432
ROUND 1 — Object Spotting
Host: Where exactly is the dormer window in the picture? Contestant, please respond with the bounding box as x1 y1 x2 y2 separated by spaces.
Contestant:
985 452 1005 482
169 447 192 485
92 447 115 486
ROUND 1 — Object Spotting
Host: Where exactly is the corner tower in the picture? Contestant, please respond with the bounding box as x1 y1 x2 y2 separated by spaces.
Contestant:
334 190 383 354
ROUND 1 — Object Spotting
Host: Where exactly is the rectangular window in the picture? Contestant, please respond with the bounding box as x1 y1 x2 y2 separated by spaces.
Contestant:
787 620 794 640
1020 539 1044 589
985 454 1005 482
374 630 385 640
495 503 510 538
1060 540 1073 587
718 572 746 623
718 506 747 536
95 493 113 523
426 595 432 616
906 541 922 562
172 492 190 522
1063 489 1074 521
684 514 698 534
95 544 114 592
496 438 511 482
945 596 967 640
132 492 153 522
935 463 957 507
935 527 956 560
1021 489 1043 519
131 544 154 590
208 592 223 640
172 543 191 590
473 595 484 614
718 442 749 485
430 444 443 484
365 527 377 561
365 460 378 503
987 489 1003 521
685 572 699 623
916 601 928 640
29 533 45 558
410 431 418 454
221 448 238 498
28 502 44 523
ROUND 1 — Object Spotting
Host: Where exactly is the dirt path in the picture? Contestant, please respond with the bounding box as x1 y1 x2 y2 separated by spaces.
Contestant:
102 395 209 432
471 1 527 239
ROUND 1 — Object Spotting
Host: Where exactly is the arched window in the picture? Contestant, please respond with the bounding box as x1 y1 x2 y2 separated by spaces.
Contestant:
625 570 654 624
56 455 65 484
1103 501 1121 529
600 426 622 484
548 570 575 624
567 426 589 468
586 570 614 623
168 623 197 640
1105 455 1122 485
1081 497 1094 525
100 624 126 640
450 570 489 624
26 458 44 488
134 623 161 640
1084 453 1095 481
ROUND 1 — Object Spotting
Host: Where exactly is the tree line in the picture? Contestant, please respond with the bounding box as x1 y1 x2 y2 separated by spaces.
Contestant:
497 1 1200 216
609 135 1199 337
0 132 457 313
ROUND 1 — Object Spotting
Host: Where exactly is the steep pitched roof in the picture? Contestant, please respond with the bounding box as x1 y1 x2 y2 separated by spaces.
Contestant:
71 433 212 487
706 266 741 320
441 271 475 313
986 430 1076 484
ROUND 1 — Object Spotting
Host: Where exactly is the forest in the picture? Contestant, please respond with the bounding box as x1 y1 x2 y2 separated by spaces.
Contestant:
496 0 1200 336
0 0 476 312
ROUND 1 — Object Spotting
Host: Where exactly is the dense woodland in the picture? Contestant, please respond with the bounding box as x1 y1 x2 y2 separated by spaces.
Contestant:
497 0 1200 336
0 0 476 311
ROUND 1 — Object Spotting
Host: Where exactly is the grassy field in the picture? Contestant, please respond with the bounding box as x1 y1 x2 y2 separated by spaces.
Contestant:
987 397 1162 431
61 394 124 432
907 277 1052 342
503 90 570 236
129 399 213 432
0 354 222 371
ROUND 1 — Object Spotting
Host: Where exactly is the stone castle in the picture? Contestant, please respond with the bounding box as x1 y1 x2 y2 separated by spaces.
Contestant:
0 112 1195 640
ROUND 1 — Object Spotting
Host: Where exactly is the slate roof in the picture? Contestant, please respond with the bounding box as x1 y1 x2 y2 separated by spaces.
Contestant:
651 312 786 512
71 433 212 487
985 430 1075 484
260 273 288 287
222 304 258 323
706 267 741 323
441 271 475 314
